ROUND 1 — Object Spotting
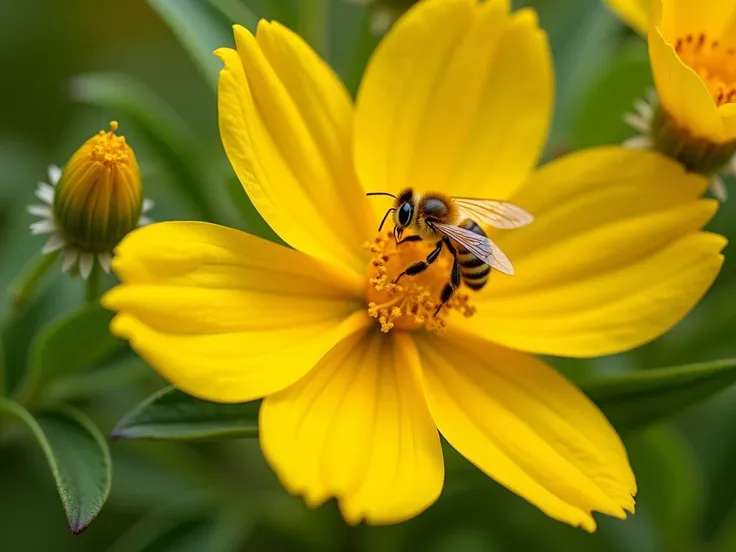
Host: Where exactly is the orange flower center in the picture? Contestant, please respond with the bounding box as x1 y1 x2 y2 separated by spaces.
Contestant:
363 231 475 333
675 33 736 106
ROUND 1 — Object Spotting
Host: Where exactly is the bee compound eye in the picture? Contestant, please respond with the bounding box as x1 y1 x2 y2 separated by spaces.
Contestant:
398 203 413 226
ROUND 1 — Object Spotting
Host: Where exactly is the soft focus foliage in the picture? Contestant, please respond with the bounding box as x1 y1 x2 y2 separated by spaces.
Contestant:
2 0 736 551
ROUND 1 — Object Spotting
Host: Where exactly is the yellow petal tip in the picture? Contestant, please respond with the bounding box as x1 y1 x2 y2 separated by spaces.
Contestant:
108 313 133 340
213 47 232 61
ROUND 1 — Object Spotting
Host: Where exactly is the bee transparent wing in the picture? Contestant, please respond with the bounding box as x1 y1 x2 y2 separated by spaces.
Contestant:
454 198 533 229
433 222 515 275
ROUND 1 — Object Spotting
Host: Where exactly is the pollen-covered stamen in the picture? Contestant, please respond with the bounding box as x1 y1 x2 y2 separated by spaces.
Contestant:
675 33 736 106
363 231 475 333
88 121 132 167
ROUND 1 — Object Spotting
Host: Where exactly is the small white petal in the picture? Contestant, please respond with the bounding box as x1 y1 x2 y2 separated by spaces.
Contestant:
61 249 79 272
27 205 52 218
30 219 55 235
79 252 95 280
142 198 155 213
710 174 728 202
623 135 653 150
623 113 650 133
137 216 153 227
97 252 112 274
35 183 55 204
633 98 653 120
371 9 395 34
48 165 62 186
42 233 66 254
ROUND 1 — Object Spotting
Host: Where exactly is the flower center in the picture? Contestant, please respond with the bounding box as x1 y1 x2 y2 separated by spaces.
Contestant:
363 231 475 333
675 33 736 106
88 121 131 167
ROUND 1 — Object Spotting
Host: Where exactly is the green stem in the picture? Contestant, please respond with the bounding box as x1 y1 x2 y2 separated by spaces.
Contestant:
300 0 332 60
9 252 59 311
85 264 102 305
0 313 8 398
345 6 380 97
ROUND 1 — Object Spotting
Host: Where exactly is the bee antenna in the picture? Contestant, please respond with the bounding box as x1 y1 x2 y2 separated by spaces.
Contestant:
366 192 397 199
378 208 395 231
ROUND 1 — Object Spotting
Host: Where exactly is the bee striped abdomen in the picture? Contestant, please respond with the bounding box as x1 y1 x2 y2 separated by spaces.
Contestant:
456 219 491 291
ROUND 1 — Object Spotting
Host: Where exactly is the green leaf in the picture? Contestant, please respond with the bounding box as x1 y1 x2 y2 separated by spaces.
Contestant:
209 0 260 29
147 0 256 92
14 304 124 404
0 400 112 533
112 386 259 441
330 0 379 97
531 0 622 150
582 359 736 432
70 72 217 222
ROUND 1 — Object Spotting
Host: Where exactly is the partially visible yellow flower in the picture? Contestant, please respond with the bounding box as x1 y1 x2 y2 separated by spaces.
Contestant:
29 122 153 278
104 0 724 529
604 0 649 36
607 0 736 198
649 0 736 146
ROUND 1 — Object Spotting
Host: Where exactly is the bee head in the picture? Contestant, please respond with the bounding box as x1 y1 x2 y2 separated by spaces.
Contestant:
366 189 415 240
394 188 415 230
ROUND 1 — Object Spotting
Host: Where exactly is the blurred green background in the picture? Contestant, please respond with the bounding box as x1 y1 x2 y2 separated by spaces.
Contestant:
2 0 736 550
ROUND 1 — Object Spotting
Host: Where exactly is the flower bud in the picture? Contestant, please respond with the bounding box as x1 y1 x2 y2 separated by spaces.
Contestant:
53 121 143 253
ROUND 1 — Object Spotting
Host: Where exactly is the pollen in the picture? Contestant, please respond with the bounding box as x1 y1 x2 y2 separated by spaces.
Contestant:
88 121 132 167
675 33 736 106
363 232 475 334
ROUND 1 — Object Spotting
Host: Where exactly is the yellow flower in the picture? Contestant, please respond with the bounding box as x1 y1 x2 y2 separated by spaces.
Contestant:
604 0 649 36
648 0 736 147
29 122 153 279
608 1 736 157
103 0 724 529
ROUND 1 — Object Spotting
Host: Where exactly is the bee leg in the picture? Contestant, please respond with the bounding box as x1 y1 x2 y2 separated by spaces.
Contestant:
393 240 443 284
435 240 461 316
396 235 422 246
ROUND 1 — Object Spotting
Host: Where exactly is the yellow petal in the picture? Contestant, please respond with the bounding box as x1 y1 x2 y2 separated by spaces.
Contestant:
355 0 552 201
603 0 649 36
463 231 724 357
656 0 736 40
415 330 636 532
649 1 729 143
103 222 368 402
260 330 443 524
216 22 371 275
721 103 736 138
494 147 711 262
456 148 725 357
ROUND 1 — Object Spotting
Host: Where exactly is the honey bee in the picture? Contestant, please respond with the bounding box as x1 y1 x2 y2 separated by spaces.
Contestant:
367 188 533 314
